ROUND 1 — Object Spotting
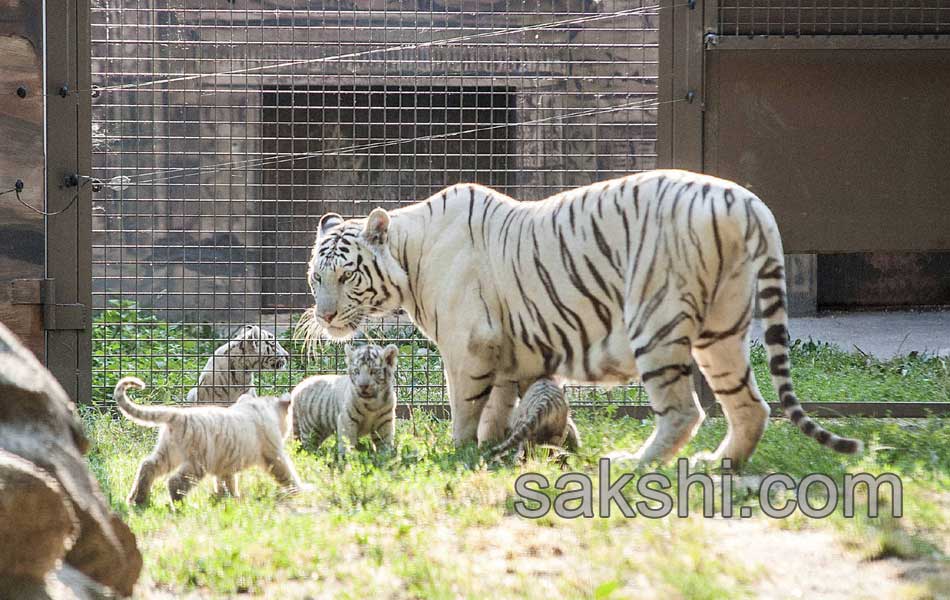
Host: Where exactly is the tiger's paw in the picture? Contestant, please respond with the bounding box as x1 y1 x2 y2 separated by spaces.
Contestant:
689 452 743 473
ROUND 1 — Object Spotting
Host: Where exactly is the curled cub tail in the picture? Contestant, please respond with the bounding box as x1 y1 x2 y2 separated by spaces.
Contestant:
114 377 177 427
754 209 862 454
490 413 537 459
490 379 567 459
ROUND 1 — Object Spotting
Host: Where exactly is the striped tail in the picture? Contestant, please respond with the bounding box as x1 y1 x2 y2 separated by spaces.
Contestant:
490 416 536 459
490 379 566 459
114 377 177 427
757 253 863 455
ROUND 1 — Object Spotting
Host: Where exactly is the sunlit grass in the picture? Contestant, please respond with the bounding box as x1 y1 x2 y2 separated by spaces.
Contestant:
85 407 949 598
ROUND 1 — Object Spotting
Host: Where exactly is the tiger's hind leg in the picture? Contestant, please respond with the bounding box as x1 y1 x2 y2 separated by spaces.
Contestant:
618 309 704 466
167 462 203 503
692 332 770 469
628 361 704 465
214 474 239 498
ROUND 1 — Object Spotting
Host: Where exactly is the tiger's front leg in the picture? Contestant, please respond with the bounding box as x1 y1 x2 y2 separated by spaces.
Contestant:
477 382 517 446
445 366 490 446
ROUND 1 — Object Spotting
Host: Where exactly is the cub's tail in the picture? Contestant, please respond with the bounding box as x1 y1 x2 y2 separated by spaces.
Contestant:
490 416 535 460
490 379 566 459
114 377 177 427
754 203 862 454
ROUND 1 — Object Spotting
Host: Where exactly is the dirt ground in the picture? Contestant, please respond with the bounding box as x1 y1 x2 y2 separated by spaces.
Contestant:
132 514 950 599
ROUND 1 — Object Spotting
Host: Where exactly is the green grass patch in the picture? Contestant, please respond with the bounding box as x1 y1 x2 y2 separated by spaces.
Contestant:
87 304 950 596
92 303 950 407
85 407 949 598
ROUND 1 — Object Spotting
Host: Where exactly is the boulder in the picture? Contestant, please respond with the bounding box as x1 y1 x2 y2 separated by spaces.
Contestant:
0 322 142 598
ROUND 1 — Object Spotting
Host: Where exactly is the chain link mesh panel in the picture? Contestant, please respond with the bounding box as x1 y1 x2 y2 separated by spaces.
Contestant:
91 0 659 408
717 1 950 36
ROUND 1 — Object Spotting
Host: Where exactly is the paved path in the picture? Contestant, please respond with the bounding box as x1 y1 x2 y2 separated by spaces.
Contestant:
750 310 950 360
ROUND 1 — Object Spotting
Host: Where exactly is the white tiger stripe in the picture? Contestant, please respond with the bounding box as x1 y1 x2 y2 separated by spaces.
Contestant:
290 344 398 456
306 169 862 467
186 325 289 404
114 377 301 504
491 378 579 460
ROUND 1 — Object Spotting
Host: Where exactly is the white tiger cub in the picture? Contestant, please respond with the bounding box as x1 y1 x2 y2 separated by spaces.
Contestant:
490 378 580 460
291 344 398 456
115 377 302 505
305 169 862 468
186 325 290 404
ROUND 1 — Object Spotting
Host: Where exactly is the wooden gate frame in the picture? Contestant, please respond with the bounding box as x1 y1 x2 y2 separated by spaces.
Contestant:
0 1 91 402
41 0 92 403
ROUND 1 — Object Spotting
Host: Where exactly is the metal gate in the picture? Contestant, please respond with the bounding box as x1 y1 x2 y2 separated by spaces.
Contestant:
661 0 950 253
90 0 662 407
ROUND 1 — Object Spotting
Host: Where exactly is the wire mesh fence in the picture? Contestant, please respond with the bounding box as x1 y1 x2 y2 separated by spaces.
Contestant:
90 0 659 408
717 0 950 37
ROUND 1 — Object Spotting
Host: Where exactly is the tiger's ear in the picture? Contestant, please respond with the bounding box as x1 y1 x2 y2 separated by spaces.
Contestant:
319 212 343 235
277 394 292 411
363 208 390 246
382 344 399 368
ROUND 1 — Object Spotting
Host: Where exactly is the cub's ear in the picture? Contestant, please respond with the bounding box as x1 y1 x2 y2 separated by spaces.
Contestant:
239 324 260 340
238 326 262 354
363 208 390 246
277 394 292 410
382 344 399 368
319 212 343 235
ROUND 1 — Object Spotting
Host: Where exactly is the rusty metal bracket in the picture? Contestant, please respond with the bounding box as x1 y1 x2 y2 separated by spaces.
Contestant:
2 279 87 330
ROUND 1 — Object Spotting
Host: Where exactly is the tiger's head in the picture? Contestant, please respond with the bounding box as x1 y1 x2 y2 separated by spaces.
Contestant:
231 325 289 370
306 209 408 340
345 343 399 399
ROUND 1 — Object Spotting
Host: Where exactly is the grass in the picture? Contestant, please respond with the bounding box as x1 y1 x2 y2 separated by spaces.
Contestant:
751 340 950 405
85 409 950 599
92 301 950 407
86 303 950 597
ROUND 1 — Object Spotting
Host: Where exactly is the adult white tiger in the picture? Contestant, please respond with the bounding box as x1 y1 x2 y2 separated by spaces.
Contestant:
306 169 862 466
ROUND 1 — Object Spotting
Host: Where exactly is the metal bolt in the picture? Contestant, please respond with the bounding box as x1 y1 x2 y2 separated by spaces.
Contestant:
59 85 69 97
685 91 696 103
16 86 27 98
63 174 79 188
14 179 24 193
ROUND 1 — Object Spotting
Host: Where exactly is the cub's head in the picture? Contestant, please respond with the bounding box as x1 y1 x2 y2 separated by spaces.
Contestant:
344 343 398 399
306 209 408 340
230 325 289 370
